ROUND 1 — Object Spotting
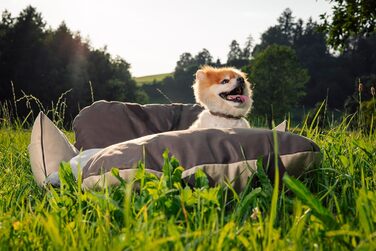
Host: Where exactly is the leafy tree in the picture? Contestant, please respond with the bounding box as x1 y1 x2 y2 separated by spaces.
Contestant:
277 8 295 43
293 19 348 108
0 6 46 90
175 52 194 73
214 58 222 67
252 9 295 56
343 34 376 77
251 9 358 109
320 0 376 50
171 52 198 102
0 5 50 117
227 40 250 68
0 10 14 97
242 34 254 60
227 40 243 62
252 26 289 56
144 49 217 103
194 48 213 66
0 6 144 123
250 45 309 125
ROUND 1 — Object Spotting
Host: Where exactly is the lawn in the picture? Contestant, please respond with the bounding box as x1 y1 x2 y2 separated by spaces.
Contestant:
0 114 375 250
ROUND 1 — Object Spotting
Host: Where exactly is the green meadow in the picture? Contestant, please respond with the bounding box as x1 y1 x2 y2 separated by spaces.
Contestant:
134 73 173 86
0 106 375 250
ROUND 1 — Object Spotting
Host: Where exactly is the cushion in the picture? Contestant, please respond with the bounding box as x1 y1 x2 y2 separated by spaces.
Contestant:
81 128 321 191
28 112 78 186
72 101 204 150
274 120 287 132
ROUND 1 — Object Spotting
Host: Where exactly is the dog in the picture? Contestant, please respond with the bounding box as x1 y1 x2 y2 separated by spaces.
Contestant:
190 66 253 129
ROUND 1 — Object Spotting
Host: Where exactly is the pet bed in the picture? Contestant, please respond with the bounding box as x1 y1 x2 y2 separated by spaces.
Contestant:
28 101 321 191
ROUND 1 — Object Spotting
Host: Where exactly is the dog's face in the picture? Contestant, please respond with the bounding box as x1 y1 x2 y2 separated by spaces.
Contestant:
193 66 253 117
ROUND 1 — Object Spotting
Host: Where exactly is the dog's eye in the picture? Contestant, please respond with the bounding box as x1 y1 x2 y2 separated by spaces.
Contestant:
221 79 230 84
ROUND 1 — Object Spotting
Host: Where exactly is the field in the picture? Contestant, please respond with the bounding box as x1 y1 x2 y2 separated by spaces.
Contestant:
0 109 375 250
134 73 173 85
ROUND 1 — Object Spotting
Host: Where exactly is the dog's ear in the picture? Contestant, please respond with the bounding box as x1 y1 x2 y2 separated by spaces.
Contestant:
196 70 206 81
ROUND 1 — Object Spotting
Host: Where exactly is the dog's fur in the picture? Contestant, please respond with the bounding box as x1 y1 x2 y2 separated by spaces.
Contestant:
190 66 253 129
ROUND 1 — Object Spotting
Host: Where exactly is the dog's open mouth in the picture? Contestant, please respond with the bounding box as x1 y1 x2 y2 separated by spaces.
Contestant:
219 85 248 103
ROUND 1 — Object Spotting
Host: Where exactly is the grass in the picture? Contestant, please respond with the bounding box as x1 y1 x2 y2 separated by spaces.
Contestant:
134 73 173 85
0 101 375 250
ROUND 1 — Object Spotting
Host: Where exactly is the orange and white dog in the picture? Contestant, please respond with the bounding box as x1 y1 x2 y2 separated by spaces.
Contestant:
190 66 253 129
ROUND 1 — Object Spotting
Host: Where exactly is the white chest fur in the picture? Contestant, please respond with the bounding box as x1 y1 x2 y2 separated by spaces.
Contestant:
190 110 250 129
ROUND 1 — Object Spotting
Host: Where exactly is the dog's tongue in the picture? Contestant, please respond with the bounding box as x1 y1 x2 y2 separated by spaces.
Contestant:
227 95 249 103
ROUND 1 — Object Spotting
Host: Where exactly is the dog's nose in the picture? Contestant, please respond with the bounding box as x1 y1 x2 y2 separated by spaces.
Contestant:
237 77 245 86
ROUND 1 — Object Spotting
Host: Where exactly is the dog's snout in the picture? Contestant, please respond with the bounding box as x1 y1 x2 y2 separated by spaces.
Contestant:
237 77 245 87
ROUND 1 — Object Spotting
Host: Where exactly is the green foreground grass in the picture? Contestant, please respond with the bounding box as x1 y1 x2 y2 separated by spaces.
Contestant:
134 73 173 85
0 116 375 250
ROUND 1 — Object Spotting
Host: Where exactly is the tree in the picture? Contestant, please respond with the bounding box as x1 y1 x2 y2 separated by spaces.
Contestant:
251 9 355 109
170 51 199 103
242 34 254 60
0 10 14 97
144 49 217 104
175 52 194 73
293 19 345 108
194 48 213 66
0 6 49 107
227 40 242 62
252 9 296 56
277 8 295 43
321 0 376 50
0 6 144 123
227 40 250 68
250 45 309 125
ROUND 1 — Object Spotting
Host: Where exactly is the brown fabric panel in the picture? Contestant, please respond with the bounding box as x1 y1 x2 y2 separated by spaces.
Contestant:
182 161 257 192
73 101 203 150
82 128 320 180
173 104 204 130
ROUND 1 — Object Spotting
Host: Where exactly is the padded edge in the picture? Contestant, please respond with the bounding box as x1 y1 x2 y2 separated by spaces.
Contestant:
82 168 162 190
82 151 321 191
81 128 321 190
28 112 78 186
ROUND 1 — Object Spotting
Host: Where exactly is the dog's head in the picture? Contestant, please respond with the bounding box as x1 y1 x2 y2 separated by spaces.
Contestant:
193 66 253 117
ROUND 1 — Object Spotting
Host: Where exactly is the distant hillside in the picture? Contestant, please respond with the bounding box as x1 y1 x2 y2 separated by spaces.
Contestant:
134 73 173 85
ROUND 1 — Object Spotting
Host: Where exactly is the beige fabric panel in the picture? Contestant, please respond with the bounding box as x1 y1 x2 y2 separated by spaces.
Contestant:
82 160 257 191
82 168 162 190
29 112 78 186
82 152 321 191
181 160 258 191
280 151 322 177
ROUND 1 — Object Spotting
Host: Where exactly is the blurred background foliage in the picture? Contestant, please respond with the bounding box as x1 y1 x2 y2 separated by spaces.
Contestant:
0 5 375 127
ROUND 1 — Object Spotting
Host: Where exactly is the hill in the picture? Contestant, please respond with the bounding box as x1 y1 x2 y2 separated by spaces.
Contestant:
134 73 173 85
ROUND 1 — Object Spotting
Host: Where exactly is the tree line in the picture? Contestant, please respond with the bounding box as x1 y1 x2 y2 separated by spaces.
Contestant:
144 8 375 123
0 6 375 124
0 6 146 123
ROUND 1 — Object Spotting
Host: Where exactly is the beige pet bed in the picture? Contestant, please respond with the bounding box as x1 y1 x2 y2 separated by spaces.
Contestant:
28 101 321 191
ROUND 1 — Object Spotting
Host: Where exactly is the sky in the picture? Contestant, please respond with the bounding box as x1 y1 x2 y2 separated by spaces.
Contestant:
0 0 332 77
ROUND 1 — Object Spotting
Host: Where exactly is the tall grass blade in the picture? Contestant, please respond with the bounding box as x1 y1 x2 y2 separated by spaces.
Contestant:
283 175 339 229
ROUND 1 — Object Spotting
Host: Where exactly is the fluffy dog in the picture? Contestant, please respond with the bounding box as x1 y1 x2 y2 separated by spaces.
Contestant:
190 66 253 129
